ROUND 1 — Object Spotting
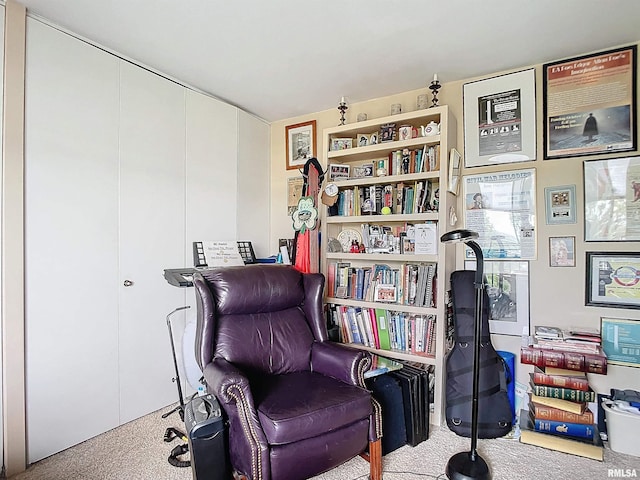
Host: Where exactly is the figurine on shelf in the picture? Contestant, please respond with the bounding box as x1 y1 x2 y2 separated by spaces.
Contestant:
350 240 360 253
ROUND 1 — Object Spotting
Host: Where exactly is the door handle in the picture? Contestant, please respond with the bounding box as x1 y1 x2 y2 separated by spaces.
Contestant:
123 279 134 287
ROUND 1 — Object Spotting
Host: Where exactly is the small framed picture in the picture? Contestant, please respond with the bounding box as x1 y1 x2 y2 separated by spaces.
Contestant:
357 134 369 147
549 236 575 267
369 133 379 145
374 283 397 303
380 123 396 143
544 185 576 225
328 164 350 181
330 137 353 151
285 120 316 170
352 163 374 178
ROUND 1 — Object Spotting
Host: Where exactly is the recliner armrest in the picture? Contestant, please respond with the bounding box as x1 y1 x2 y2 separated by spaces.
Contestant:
311 341 371 387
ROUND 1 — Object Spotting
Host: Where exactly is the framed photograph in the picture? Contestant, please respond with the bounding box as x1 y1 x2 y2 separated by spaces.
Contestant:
330 137 353 151
584 156 640 241
369 132 379 145
543 45 637 159
463 68 537 167
464 259 530 336
586 252 640 309
549 236 575 267
601 317 640 367
544 184 576 224
447 148 462 195
328 163 350 181
352 163 374 178
374 283 397 303
357 133 369 147
285 120 316 170
380 123 396 143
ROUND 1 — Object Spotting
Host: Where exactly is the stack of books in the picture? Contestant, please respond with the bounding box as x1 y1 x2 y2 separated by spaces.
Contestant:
519 326 607 461
520 366 604 460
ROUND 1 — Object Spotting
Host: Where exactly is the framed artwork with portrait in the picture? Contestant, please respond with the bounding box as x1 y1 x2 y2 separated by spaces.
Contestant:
286 120 316 170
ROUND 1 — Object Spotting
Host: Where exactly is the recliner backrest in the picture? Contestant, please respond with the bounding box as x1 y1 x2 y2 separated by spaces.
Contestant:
194 265 320 376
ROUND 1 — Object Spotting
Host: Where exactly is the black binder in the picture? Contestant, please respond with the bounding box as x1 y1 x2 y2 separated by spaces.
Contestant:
390 368 422 446
400 362 431 441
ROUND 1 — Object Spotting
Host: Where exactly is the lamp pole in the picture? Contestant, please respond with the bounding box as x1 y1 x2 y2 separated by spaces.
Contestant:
441 229 490 480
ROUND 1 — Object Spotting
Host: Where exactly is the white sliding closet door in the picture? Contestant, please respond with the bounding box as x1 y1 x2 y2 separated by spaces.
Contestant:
24 19 120 462
118 62 186 423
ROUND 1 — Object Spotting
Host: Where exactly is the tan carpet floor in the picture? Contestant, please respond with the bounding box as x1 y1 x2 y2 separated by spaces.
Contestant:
8 403 639 480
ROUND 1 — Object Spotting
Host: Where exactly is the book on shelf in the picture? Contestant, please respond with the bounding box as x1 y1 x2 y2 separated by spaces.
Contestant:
531 369 590 391
519 410 603 461
529 394 587 414
540 366 588 377
520 345 607 375
529 396 595 425
529 378 596 402
529 409 595 440
374 308 392 350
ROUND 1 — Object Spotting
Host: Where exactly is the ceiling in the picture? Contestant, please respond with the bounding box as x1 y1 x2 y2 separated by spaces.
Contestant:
16 0 640 123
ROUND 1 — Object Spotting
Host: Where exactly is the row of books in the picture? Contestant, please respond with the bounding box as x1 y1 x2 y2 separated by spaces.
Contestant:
333 180 438 217
520 344 607 375
519 365 604 461
327 262 436 307
386 145 441 176
328 304 437 357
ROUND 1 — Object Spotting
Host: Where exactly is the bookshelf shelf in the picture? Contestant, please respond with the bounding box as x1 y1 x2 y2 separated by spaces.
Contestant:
321 105 457 427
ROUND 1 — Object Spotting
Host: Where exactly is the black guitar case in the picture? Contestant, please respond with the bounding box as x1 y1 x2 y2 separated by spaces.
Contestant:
446 270 512 438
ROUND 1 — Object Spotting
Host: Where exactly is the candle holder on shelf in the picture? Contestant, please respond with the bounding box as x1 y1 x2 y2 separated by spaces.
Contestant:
429 75 442 108
338 97 348 126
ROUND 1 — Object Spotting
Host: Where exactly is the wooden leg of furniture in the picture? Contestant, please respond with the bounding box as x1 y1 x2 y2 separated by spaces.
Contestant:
368 438 382 480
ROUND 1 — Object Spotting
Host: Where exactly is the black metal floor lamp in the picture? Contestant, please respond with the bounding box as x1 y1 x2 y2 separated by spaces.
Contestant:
440 229 490 480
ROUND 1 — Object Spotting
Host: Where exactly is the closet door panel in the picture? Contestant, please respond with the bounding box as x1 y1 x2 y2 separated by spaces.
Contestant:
118 62 186 423
237 111 270 258
24 19 120 462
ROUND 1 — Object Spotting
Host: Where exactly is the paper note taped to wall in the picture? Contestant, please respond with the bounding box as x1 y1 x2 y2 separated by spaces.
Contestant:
193 241 244 267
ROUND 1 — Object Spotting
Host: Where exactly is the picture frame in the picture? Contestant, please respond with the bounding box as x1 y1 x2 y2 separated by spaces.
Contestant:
601 317 640 367
351 163 374 178
374 283 397 303
328 163 350 181
586 252 640 309
463 68 537 167
357 133 369 147
447 148 462 195
330 137 353 151
379 123 396 143
369 133 379 145
464 259 530 336
544 184 576 225
285 120 316 170
543 45 637 160
584 156 640 241
549 236 575 267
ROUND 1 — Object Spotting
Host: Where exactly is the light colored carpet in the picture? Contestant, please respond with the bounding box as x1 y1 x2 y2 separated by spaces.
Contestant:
9 403 639 480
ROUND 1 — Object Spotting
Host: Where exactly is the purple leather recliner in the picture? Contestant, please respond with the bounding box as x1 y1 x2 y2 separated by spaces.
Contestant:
193 264 382 480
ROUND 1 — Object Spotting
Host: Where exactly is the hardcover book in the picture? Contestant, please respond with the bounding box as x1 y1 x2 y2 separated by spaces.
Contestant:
530 397 595 425
529 379 596 402
530 394 587 414
519 410 603 461
531 369 589 391
529 410 595 440
520 345 607 374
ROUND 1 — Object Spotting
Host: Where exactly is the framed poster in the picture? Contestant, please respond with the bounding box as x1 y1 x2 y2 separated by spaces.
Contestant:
543 45 637 159
465 260 530 336
586 252 640 309
287 176 304 215
286 120 316 170
601 317 640 367
549 236 575 267
584 156 640 241
463 168 537 260
544 184 576 225
463 69 537 167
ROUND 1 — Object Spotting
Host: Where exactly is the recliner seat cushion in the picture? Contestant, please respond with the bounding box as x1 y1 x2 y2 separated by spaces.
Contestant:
253 371 372 445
